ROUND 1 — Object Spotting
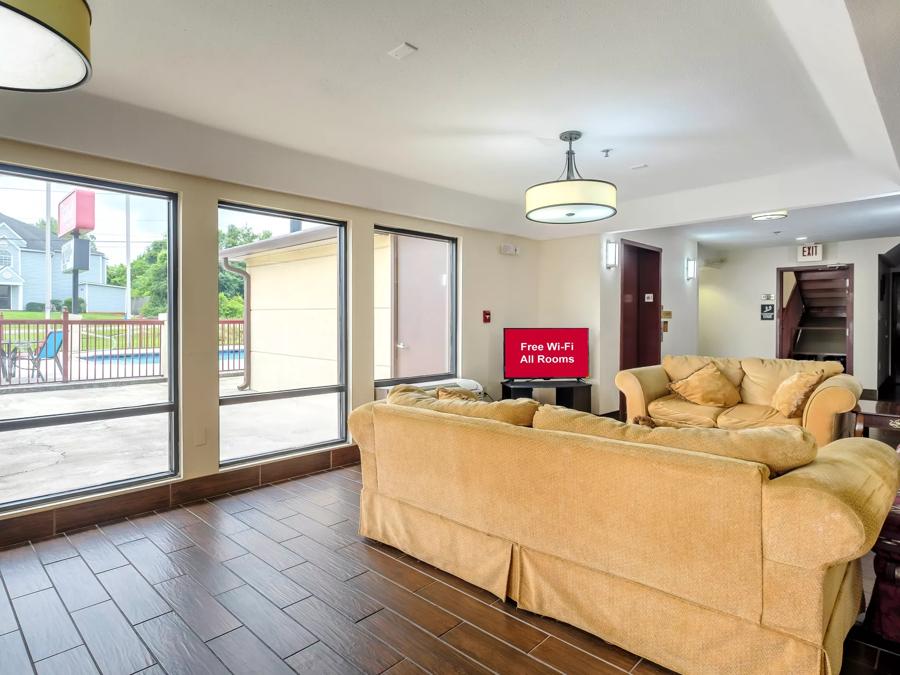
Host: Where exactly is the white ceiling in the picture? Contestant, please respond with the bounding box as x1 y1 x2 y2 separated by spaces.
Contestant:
82 0 845 203
0 0 898 239
657 192 900 249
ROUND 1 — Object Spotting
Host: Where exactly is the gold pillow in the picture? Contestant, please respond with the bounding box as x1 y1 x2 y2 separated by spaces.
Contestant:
770 371 823 418
534 405 817 474
668 362 741 408
387 385 538 427
436 386 477 401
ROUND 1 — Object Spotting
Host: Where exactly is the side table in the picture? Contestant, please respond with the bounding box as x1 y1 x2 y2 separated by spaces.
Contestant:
853 400 900 437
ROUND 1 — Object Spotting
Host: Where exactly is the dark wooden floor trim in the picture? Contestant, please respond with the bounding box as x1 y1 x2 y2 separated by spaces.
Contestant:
0 445 359 548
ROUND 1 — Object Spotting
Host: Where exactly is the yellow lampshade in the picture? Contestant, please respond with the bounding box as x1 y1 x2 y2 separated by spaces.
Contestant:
525 178 617 224
0 0 92 91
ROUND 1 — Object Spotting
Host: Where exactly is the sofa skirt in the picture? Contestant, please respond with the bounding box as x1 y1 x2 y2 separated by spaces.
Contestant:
360 488 857 675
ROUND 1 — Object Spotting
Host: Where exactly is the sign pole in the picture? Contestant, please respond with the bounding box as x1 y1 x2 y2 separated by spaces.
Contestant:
71 232 79 312
125 195 132 319
44 183 51 318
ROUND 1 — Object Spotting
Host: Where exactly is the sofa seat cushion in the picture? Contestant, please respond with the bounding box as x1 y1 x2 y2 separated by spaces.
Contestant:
647 394 723 428
387 384 539 426
716 403 801 430
534 404 817 473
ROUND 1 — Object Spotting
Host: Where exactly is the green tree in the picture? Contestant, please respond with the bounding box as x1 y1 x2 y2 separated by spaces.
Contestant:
35 217 59 234
131 239 169 317
107 263 126 287
218 224 271 298
218 292 244 319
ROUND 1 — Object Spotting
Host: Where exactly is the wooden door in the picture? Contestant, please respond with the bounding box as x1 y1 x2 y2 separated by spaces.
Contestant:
619 240 662 416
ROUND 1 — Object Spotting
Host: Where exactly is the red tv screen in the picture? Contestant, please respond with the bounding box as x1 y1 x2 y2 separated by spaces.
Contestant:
504 328 590 379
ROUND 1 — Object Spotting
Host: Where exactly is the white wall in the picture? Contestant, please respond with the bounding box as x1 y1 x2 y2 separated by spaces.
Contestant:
698 236 900 390
536 228 699 413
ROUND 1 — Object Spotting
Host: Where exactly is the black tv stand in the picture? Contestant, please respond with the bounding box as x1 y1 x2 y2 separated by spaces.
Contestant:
501 379 592 413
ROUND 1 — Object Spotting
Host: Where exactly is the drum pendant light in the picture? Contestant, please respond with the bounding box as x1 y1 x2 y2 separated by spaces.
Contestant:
525 131 617 224
0 0 92 91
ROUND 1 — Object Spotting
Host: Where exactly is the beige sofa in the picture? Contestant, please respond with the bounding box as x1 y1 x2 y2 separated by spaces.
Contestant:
349 390 899 675
616 355 862 447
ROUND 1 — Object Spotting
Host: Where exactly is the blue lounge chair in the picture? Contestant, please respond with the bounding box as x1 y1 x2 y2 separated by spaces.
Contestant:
14 330 64 382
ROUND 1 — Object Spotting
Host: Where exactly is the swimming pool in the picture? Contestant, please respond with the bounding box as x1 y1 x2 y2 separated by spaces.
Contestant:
82 347 244 365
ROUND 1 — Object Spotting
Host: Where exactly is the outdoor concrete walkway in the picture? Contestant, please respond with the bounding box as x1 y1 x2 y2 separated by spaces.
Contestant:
0 378 339 505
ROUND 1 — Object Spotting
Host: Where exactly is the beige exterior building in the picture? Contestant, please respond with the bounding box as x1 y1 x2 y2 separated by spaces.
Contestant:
221 228 341 393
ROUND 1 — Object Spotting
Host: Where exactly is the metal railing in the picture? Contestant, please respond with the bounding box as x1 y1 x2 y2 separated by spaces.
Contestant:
218 320 245 374
0 312 244 386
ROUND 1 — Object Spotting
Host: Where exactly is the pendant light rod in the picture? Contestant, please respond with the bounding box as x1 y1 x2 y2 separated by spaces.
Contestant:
560 130 582 181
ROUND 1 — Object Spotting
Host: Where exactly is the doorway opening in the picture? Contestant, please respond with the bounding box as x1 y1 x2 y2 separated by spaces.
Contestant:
619 239 662 415
776 265 853 373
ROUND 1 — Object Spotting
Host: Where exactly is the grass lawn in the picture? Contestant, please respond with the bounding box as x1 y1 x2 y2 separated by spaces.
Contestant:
0 311 127 320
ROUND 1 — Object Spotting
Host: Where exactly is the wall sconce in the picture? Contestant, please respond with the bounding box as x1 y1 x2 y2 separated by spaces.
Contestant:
684 257 697 281
605 239 618 269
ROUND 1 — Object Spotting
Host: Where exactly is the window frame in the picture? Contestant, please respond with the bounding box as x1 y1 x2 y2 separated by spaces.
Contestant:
373 224 459 387
0 162 180 512
216 201 348 466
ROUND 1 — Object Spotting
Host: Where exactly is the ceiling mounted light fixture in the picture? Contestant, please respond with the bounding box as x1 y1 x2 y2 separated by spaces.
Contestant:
0 0 92 92
751 210 788 221
525 131 617 224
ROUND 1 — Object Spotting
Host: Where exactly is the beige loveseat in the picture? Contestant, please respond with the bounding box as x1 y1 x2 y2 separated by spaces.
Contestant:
616 355 862 447
349 388 898 675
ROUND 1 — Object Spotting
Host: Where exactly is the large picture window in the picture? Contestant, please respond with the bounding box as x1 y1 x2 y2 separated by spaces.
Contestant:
374 226 457 385
0 164 177 510
217 203 346 463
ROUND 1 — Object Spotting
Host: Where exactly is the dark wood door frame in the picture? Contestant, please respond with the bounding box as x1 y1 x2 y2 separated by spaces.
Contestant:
775 264 854 374
619 238 663 369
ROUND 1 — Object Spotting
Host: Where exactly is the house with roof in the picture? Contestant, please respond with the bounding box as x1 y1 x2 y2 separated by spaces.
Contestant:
0 211 125 312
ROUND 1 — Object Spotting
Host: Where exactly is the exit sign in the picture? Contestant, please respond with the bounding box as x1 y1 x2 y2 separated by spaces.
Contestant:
797 243 822 262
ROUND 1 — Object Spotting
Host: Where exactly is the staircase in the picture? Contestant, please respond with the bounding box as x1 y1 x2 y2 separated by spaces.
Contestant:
781 267 851 371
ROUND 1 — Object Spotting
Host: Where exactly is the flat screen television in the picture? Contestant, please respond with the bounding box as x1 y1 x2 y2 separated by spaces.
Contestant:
503 327 589 380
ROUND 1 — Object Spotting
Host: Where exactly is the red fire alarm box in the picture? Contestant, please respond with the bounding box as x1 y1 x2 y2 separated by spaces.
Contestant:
483 310 491 323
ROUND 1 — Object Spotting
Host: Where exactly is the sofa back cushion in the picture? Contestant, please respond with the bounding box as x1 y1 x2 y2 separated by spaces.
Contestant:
740 358 842 406
387 384 539 426
662 355 745 388
668 362 742 407
533 405 817 474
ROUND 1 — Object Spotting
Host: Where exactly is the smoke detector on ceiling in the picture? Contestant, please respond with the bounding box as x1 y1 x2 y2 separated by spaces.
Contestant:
388 42 418 60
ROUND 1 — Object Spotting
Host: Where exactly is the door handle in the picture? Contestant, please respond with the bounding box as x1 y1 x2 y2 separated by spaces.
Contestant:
396 343 408 350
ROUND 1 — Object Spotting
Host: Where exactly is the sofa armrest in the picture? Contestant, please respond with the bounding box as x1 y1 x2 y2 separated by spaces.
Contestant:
801 374 862 446
348 401 379 490
614 365 670 420
763 437 899 569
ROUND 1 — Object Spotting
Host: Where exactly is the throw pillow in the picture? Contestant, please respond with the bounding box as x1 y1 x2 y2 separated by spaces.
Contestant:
437 386 477 400
770 371 824 418
534 405 817 474
668 362 741 408
387 385 539 426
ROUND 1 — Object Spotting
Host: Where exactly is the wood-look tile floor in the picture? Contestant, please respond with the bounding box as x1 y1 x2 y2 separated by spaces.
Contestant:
0 464 893 674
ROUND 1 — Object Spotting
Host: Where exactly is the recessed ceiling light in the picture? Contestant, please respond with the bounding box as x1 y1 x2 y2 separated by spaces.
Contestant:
751 210 788 221
388 42 418 60
795 236 808 241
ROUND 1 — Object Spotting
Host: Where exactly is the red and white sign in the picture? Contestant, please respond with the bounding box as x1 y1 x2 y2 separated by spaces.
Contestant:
504 327 589 379
58 189 96 237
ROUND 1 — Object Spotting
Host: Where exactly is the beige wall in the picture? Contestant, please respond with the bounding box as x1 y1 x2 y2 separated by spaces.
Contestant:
0 138 538 517
537 228 700 413
698 236 900 389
